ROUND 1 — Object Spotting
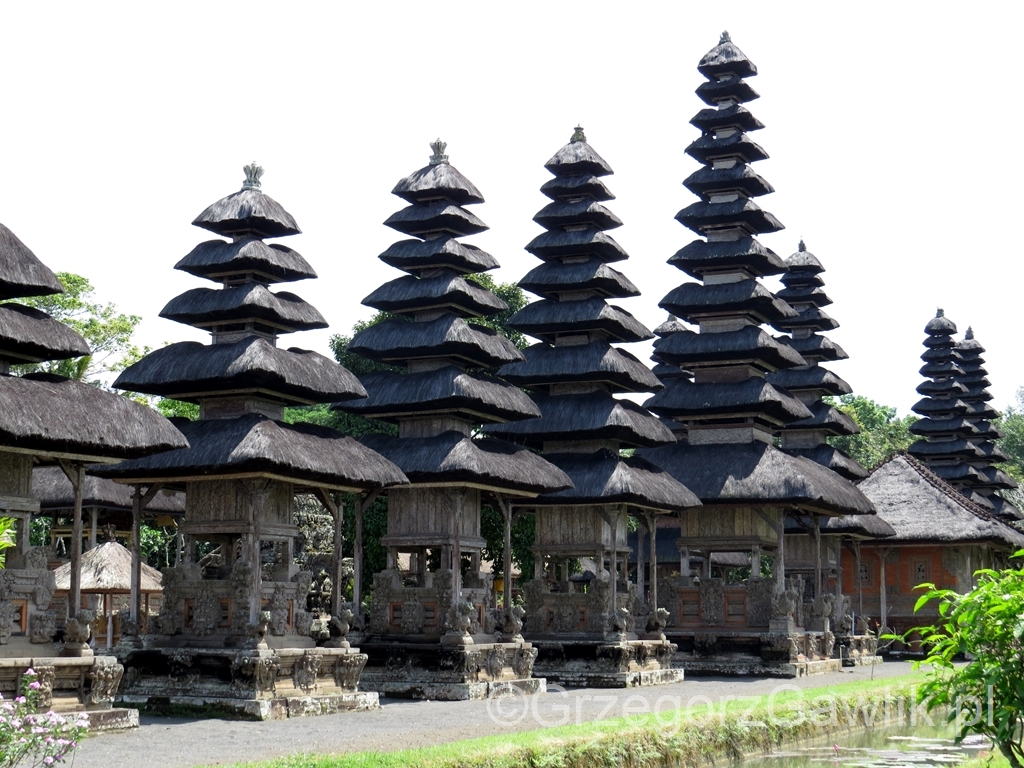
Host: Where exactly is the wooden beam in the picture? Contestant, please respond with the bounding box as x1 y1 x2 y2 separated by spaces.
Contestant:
58 460 84 619
493 493 513 614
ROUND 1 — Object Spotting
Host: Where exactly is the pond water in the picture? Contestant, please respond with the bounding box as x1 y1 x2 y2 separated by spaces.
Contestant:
732 725 991 768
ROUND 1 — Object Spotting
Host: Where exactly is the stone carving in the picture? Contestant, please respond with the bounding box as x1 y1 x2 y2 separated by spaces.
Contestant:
191 586 220 636
443 601 475 643
823 629 836 659
228 560 254 631
333 653 366 691
117 607 140 638
521 579 547 633
248 610 271 650
657 578 679 624
400 598 425 635
32 665 55 708
655 642 675 667
635 642 651 665
0 571 14 599
384 644 411 680
268 586 290 636
0 600 16 644
760 631 799 662
604 605 634 640
330 603 354 647
33 584 53 609
553 604 579 633
771 586 799 621
693 632 718 658
293 650 321 693
811 593 834 620
645 607 669 641
699 578 725 626
169 649 193 679
294 610 314 637
255 655 280 692
63 609 94 655
497 605 525 642
88 661 124 706
292 570 313 602
512 646 538 678
23 547 50 571
484 646 507 679
747 578 773 627
30 610 57 644
368 570 398 635
157 566 188 635
433 569 455 629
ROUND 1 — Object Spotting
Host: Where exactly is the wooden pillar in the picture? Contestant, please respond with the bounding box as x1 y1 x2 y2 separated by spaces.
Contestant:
635 515 646 602
105 593 113 649
494 495 513 614
648 513 659 610
315 489 344 616
775 521 786 594
853 540 863 619
131 487 142 623
752 543 762 579
242 480 271 623
59 461 85 619
813 516 822 598
680 545 689 580
878 547 892 636
89 508 98 550
451 490 464 598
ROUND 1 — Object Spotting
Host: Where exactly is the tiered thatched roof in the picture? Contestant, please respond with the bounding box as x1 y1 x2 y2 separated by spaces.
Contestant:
33 466 184 515
54 541 163 593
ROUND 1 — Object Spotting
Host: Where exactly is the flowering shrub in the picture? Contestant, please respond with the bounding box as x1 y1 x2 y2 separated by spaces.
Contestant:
0 669 88 768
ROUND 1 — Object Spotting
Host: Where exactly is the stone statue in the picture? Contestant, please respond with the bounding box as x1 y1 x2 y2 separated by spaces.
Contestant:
645 607 670 641
62 609 95 657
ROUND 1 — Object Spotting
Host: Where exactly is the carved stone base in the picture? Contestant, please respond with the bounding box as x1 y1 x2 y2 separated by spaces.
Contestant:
117 691 379 720
678 657 842 678
530 639 682 688
0 655 134 726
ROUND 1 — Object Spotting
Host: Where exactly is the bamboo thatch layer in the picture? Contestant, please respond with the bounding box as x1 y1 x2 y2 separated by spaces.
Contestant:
930 463 987 484
785 251 825 274
0 304 91 363
776 285 831 307
497 340 662 394
977 442 1010 461
916 378 968 396
337 366 540 423
675 198 784 237
54 541 163 593
653 326 804 369
175 238 316 284
113 337 366 403
661 279 797 326
348 315 524 368
0 373 188 459
95 414 408 490
362 271 507 317
695 76 759 106
384 201 487 238
980 466 1017 490
920 360 965 378
0 223 64 300
160 284 327 332
193 188 301 239
690 104 764 132
782 334 848 362
645 378 812 423
924 313 957 336
486 390 675 448
908 417 980 437
685 133 768 165
786 401 859 436
391 162 484 206
378 237 499 275
360 431 571 494
533 199 623 231
525 227 628 263
777 306 839 332
519 258 639 300
32 466 184 513
509 297 652 343
525 450 701 511
669 236 785 279
640 441 875 515
907 438 986 460
858 456 1024 546
768 366 852 396
698 35 757 78
544 140 613 177
540 173 614 202
785 445 869 481
683 165 773 200
911 397 969 417
653 316 687 337
988 496 1023 521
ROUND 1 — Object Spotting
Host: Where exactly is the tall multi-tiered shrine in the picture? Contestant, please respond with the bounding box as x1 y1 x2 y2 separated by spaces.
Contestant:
487 127 699 687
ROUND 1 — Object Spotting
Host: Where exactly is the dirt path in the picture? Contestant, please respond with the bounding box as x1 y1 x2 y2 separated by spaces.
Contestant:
73 662 918 768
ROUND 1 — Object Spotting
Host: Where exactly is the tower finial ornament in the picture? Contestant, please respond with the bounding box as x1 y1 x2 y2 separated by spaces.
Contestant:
720 30 731 44
966 326 974 340
429 139 449 165
936 307 945 317
798 239 806 252
242 162 263 191
570 125 587 143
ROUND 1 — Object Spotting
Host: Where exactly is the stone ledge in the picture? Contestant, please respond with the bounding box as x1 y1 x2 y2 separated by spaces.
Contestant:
118 692 379 721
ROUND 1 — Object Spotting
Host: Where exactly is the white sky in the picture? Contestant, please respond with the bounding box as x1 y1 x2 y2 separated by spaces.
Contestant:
1 2 1019 417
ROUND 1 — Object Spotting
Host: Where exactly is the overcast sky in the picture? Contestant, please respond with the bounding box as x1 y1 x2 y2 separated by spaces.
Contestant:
1 2 1019 416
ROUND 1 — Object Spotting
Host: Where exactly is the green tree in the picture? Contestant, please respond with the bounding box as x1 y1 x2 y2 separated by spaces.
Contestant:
7 272 147 384
0 518 14 568
827 394 917 471
996 387 1024 484
905 551 1024 768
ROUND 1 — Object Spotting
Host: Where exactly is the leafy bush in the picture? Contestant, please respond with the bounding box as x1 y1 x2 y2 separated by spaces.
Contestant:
0 669 88 768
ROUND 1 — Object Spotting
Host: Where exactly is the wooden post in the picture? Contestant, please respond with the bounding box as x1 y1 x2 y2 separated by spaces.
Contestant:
315 488 343 616
813 516 822 599
878 547 892 636
775 521 786 594
853 540 863 618
680 545 689 580
451 489 464 599
494 495 513 614
648 513 659 611
352 492 377 613
635 515 646 602
89 508 98 550
752 543 762 579
58 461 85 619
241 480 271 623
105 593 113 649
130 484 160 624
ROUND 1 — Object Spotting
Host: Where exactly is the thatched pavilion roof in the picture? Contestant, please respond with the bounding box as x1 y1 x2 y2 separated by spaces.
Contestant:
193 187 301 239
160 284 327 332
0 222 64 300
858 455 1024 547
32 466 184 514
497 340 662 394
175 238 316 284
54 541 162 594
0 303 91 363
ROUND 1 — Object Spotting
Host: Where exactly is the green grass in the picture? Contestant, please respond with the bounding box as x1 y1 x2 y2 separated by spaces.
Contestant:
210 672 931 768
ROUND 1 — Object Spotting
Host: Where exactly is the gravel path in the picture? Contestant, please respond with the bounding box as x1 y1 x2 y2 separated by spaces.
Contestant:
73 662 918 768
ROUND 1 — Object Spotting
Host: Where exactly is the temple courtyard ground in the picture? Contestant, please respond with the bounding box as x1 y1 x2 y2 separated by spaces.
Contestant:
73 661 920 767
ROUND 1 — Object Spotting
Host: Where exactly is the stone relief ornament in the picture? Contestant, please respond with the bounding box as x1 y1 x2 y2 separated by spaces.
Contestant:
294 610 314 638
499 605 525 642
191 586 220 636
823 629 836 659
400 599 425 635
88 661 124 706
268 586 290 636
255 655 280 693
333 653 366 691
169 649 193 680
0 572 14 599
645 607 669 641
293 650 321 693
484 646 507 679
693 632 718 658
23 547 50 571
450 648 482 679
384 644 411 680
29 610 57 644
331 603 354 646
63 609 94 654
0 601 16 644
512 646 538 678
699 579 725 626
248 610 271 650
32 665 55 708
655 642 676 667
553 604 579 634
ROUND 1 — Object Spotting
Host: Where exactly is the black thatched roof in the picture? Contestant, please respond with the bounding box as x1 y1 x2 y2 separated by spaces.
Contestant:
533 199 622 231
175 238 316 284
160 284 327 332
0 223 64 300
113 337 365 404
690 104 764 133
818 513 895 538
519 258 639 300
924 310 957 336
782 334 848 362
193 189 300 239
676 198 783 236
786 401 859 436
697 32 758 78
384 201 487 238
653 315 687 337
0 304 91 363
776 285 831 307
95 414 407 491
768 366 852 396
645 377 812 424
525 227 629 263
786 445 869 481
348 315 524 368
661 279 797 326
336 366 540 423
685 133 768 165
391 162 484 206
907 438 986 460
669 237 785 279
917 378 968 396
522 450 701 511
911 396 969 417
908 417 980 437
378 237 499 275
640 440 874 515
696 76 760 105
497 340 662 394
0 373 188 461
653 327 805 371
540 173 614 202
360 431 571 495
32 466 184 514
776 306 838 332
508 298 652 343
487 390 675 448
544 139 613 177
361 271 507 317
683 165 773 200
858 456 1024 547
989 496 1024 521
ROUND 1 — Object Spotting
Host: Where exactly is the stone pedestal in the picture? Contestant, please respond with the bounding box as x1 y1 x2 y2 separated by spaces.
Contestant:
531 638 682 688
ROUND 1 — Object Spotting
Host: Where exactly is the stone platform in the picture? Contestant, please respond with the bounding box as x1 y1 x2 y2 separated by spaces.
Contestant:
530 638 683 688
678 655 842 678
